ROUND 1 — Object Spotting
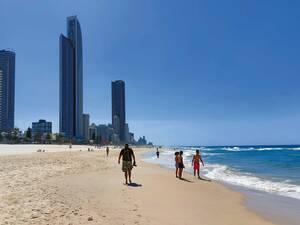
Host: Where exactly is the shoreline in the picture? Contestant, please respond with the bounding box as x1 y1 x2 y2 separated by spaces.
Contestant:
0 145 278 224
143 148 300 225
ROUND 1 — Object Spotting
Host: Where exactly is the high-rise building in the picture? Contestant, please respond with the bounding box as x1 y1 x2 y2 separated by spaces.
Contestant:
111 80 126 142
0 50 15 132
32 119 52 137
59 16 83 140
124 123 130 142
82 114 89 141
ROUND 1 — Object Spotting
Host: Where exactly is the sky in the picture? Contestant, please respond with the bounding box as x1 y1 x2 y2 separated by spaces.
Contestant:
1 0 300 146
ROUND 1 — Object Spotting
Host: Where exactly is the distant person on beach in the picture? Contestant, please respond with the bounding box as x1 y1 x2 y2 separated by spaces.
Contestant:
174 152 179 178
118 144 136 185
156 148 160 158
178 151 185 179
192 150 204 179
106 147 109 156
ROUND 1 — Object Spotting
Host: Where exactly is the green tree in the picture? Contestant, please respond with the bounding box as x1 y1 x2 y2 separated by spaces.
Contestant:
56 133 65 144
34 133 42 144
26 127 32 139
46 133 52 144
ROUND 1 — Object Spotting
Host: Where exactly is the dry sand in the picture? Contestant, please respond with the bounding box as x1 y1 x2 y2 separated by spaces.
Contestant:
0 145 277 225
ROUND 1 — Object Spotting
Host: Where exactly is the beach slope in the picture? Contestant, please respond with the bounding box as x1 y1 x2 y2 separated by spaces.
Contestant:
0 146 275 225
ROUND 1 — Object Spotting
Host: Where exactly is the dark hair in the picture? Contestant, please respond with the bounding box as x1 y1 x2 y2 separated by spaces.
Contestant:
125 144 129 148
179 151 183 155
174 151 179 156
196 150 199 153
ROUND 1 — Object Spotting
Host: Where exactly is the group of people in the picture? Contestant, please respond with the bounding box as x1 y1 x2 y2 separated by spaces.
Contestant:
174 150 204 179
117 144 205 185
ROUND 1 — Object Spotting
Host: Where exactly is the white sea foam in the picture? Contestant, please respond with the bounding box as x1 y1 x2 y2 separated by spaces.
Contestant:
143 149 300 200
220 146 300 152
222 147 240 151
202 164 300 200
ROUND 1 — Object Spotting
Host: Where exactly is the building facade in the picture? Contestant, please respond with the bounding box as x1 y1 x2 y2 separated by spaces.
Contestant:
111 80 126 142
32 119 52 137
59 15 83 140
97 124 110 144
0 50 15 132
82 114 89 141
88 123 98 142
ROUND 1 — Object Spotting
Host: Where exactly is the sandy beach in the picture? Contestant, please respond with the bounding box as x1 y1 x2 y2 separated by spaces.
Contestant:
0 145 276 225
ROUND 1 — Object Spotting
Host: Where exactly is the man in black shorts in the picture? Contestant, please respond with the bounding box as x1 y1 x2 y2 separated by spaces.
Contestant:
118 144 136 184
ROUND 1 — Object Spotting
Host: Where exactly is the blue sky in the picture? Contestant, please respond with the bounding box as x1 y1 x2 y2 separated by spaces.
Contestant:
1 0 300 145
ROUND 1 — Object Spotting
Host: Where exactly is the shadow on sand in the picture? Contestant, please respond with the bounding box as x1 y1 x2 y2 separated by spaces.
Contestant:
179 177 194 183
127 182 142 187
199 177 212 182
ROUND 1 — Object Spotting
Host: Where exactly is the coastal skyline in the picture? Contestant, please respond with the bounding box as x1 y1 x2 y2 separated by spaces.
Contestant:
1 1 300 145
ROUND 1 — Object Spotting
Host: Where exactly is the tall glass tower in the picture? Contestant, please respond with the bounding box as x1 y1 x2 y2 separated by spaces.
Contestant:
112 80 126 142
59 16 83 140
0 49 15 132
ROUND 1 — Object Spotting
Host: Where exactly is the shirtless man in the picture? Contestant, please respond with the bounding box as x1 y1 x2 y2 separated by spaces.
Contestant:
192 150 204 179
118 144 136 185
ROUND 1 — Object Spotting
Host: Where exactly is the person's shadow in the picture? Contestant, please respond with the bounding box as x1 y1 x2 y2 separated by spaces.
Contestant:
198 177 212 182
179 178 194 183
127 182 142 187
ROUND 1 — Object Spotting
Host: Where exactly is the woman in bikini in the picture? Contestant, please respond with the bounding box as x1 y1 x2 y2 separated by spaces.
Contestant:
178 151 185 179
174 152 179 178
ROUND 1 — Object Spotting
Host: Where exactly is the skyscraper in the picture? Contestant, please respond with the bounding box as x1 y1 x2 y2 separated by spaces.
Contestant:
0 49 15 132
111 80 126 142
82 114 90 141
59 16 83 140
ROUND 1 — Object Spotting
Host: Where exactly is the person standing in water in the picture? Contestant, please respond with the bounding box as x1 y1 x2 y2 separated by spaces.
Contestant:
156 148 160 158
192 150 204 179
178 151 185 179
118 144 136 185
106 147 109 156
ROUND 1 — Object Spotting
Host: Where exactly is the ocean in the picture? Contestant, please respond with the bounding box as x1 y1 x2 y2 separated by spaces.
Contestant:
144 145 300 200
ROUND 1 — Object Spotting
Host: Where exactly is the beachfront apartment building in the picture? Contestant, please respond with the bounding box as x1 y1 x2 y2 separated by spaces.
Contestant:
0 49 15 133
59 16 83 140
111 80 126 142
32 119 52 137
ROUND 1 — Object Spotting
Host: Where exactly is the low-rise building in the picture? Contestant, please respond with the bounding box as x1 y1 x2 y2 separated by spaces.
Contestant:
32 119 52 137
88 123 98 142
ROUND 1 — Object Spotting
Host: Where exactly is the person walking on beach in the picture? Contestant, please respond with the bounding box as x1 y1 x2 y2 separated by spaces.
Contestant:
178 151 185 179
192 150 204 179
118 144 136 185
106 147 109 156
174 152 179 178
156 148 160 158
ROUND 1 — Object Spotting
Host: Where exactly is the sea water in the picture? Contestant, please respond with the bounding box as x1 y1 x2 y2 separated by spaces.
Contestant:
144 145 300 200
